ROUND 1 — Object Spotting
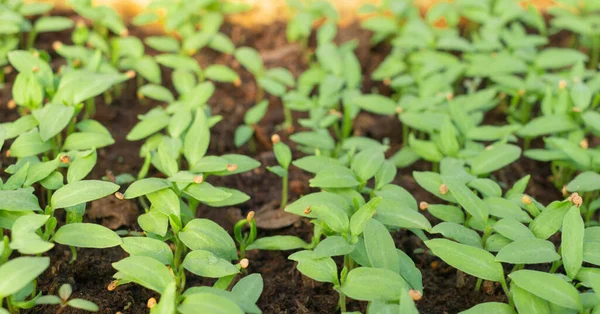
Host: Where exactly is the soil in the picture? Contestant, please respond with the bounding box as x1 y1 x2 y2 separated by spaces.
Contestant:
1 13 565 314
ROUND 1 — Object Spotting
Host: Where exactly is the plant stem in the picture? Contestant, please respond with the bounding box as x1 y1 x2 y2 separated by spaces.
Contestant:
69 246 77 263
550 260 563 273
402 124 409 146
474 278 482 291
26 30 38 49
281 174 288 209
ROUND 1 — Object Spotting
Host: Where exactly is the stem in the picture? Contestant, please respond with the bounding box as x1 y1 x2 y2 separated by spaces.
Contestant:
402 124 409 146
550 260 563 274
69 246 77 263
281 174 288 209
27 30 38 49
500 278 512 307
255 85 264 104
474 278 482 291
338 292 346 313
284 105 293 131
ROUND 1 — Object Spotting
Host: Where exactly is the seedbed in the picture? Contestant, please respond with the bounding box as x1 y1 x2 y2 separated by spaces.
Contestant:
1 0 599 313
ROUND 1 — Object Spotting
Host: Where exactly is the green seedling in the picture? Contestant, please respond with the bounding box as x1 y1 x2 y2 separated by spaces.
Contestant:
235 46 295 103
111 179 263 313
548 0 600 69
286 0 338 53
35 283 98 313
267 134 292 209
234 100 269 149
234 211 258 260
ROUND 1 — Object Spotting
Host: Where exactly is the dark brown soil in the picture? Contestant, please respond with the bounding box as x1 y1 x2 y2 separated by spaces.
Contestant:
1 13 565 314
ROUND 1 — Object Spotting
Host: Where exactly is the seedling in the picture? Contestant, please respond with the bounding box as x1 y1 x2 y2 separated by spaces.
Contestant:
36 283 98 313
267 134 292 208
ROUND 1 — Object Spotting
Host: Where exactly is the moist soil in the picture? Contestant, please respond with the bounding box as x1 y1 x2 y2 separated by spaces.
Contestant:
1 14 565 314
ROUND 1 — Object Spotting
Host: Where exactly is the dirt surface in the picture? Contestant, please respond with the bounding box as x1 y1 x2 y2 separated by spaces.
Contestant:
1 16 565 314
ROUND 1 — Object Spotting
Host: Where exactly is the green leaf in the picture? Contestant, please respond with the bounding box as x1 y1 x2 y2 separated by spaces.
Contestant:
184 182 232 203
350 197 381 236
340 267 408 301
179 219 237 260
511 284 550 314
566 172 600 193
290 131 335 150
312 204 349 234
51 180 119 209
205 64 239 83
67 150 97 183
427 204 465 224
273 142 292 169
139 84 174 102
126 111 170 141
562 206 584 279
517 115 577 138
469 144 521 175
495 239 560 264
232 274 263 305
430 222 482 248
66 299 99 312
0 189 42 212
36 104 75 141
0 257 49 298
63 132 114 150
183 109 210 167
439 118 459 157
288 250 338 284
24 158 59 186
124 178 171 198
374 199 431 230
408 134 443 162
246 236 310 251
509 270 581 310
244 100 269 125
351 149 385 182
468 178 502 198
443 177 488 224
112 256 175 293
535 48 588 69
425 239 504 282
234 47 263 75
485 197 531 223
145 36 180 52
179 292 243 314
459 302 516 314
121 237 173 265
354 94 397 115
309 166 359 188
204 188 250 207
530 202 572 239
493 218 535 241
9 214 53 254
413 171 456 202
34 16 73 32
53 223 121 248
364 219 400 273
183 250 239 278
313 236 355 258
10 129 53 157
292 155 344 174
147 188 181 226
138 209 168 237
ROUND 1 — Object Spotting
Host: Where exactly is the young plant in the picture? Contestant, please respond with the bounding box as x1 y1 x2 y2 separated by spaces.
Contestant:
111 179 263 312
35 283 98 313
234 100 268 150
267 134 292 209
248 145 430 312
235 46 295 104
417 158 600 312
